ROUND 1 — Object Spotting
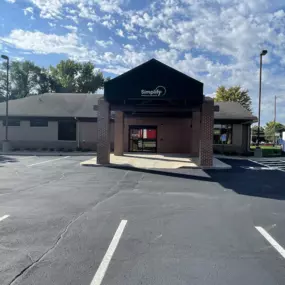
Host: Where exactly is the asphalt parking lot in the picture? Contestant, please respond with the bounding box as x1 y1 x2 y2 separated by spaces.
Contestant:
1 155 285 285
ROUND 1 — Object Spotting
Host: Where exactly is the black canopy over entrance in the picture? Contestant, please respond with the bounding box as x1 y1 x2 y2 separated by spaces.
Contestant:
104 59 203 109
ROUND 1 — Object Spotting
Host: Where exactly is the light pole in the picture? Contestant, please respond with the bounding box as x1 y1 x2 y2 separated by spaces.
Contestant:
256 50 267 147
273 95 276 146
1 54 9 144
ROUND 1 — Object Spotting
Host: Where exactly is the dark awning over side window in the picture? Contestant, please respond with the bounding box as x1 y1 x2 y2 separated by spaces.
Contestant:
104 59 203 108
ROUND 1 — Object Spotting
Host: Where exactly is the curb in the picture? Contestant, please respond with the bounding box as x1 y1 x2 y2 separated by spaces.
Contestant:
214 155 250 160
80 163 232 170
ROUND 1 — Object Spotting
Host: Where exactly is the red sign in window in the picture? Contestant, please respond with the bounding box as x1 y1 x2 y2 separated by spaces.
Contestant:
145 129 157 139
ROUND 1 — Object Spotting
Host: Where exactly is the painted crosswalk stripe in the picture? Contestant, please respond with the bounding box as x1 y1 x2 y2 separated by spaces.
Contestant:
249 159 285 172
0 215 10 222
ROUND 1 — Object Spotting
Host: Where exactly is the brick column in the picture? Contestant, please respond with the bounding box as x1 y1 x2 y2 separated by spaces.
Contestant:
191 111 200 156
97 99 110 164
199 99 214 167
114 111 124 156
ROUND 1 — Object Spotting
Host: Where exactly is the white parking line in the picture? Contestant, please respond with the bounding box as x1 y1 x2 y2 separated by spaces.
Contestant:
0 215 10 222
90 220 128 285
255 226 285 259
27 156 70 167
249 159 285 173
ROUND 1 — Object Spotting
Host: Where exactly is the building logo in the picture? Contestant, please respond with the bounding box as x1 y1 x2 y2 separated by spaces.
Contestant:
141 86 167 97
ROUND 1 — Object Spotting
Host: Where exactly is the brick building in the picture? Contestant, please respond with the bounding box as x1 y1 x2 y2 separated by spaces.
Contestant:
0 59 257 166
98 59 256 167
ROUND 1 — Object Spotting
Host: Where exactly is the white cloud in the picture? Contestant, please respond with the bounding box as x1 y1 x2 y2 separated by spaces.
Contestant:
97 0 125 13
128 35 138 40
96 40 113 48
65 14 79 24
1 30 88 58
5 0 16 3
274 10 285 18
23 7 34 15
24 0 128 19
63 25 78 32
102 20 116 29
87 22 94 31
123 44 134 51
27 0 63 18
48 22 56 27
116 29 124 37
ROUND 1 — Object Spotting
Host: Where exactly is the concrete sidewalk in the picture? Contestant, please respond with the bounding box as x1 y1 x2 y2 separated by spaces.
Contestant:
81 153 231 170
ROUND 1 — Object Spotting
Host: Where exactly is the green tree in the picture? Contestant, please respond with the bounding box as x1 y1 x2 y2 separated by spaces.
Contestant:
37 68 57 94
9 61 42 99
264 121 285 142
214 86 252 112
251 126 265 143
76 62 104 93
0 61 9 101
0 62 6 95
0 59 107 99
50 60 105 93
50 60 80 93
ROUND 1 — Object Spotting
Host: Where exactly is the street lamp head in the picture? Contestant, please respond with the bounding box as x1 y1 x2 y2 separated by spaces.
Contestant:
1 55 9 61
260 50 268 56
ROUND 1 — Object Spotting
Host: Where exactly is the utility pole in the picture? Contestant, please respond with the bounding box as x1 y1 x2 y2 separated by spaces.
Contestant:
257 50 268 147
273 95 277 146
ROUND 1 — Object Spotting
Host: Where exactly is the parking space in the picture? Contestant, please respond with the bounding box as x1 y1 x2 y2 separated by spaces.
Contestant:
1 156 285 284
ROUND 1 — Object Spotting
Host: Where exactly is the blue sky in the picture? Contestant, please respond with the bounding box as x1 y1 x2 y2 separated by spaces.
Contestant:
1 0 285 125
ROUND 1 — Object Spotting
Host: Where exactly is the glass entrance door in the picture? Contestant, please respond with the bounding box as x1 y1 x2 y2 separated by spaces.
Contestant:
129 126 157 153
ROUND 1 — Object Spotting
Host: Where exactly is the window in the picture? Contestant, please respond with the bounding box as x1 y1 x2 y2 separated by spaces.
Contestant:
30 119 48 127
213 124 232 144
58 121 76 141
2 119 20 126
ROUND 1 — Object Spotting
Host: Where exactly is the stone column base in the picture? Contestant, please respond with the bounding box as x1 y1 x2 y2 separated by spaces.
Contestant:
254 148 263 158
2 140 11 152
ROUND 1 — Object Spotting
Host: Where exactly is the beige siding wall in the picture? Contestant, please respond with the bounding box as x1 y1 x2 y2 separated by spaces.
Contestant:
0 120 58 141
78 122 97 142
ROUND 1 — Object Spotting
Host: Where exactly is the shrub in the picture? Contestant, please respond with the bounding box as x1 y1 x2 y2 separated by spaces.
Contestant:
262 148 282 157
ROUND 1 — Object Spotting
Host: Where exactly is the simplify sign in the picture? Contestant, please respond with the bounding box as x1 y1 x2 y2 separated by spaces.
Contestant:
141 86 167 97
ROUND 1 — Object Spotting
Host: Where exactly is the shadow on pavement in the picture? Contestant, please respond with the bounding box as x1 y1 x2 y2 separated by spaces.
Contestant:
205 159 285 200
108 159 285 200
0 155 18 164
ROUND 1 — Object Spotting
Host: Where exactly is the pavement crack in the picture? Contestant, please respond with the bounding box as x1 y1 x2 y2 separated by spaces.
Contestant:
7 210 86 285
7 170 130 285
